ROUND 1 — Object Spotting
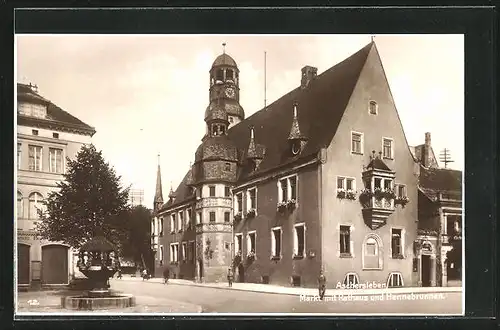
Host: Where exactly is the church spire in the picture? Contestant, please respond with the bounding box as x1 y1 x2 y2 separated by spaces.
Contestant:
153 153 163 212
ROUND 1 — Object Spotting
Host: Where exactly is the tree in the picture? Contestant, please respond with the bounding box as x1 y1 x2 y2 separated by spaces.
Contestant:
119 205 154 268
36 144 130 249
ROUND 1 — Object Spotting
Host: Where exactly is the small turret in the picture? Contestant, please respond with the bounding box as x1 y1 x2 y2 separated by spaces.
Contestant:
288 102 308 156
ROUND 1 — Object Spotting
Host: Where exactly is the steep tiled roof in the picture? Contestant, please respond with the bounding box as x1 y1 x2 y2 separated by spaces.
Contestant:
161 42 374 211
418 166 462 201
17 83 95 134
212 53 238 68
366 157 392 172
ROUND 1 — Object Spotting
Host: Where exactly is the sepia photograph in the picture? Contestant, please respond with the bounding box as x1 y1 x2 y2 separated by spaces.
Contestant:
14 34 464 316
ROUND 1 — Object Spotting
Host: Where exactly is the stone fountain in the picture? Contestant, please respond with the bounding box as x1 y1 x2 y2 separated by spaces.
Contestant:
61 236 136 310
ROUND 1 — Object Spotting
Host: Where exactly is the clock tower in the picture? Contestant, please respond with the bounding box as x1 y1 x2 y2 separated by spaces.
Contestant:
206 44 245 129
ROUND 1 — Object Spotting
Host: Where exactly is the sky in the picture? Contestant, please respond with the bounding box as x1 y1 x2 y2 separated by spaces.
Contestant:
16 34 464 208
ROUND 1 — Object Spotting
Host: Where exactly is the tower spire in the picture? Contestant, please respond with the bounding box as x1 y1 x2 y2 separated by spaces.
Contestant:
222 42 226 54
153 153 163 211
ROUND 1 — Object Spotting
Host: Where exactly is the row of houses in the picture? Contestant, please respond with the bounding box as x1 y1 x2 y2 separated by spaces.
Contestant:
150 41 463 288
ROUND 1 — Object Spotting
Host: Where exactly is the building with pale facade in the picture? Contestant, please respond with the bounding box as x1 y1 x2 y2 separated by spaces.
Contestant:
16 83 95 288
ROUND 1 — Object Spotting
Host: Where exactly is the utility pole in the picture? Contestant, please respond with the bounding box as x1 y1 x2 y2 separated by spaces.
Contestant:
439 148 454 168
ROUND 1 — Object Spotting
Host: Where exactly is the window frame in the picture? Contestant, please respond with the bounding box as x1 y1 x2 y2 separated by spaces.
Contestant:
234 192 243 214
224 211 230 223
293 223 306 259
390 227 405 258
235 233 243 254
362 234 383 270
49 148 64 174
209 185 216 197
28 192 43 220
28 145 43 172
247 187 257 210
343 272 360 286
277 174 298 203
170 214 176 233
17 191 23 219
387 272 404 288
178 211 183 232
350 131 364 155
182 242 187 262
368 100 378 115
271 226 282 259
336 176 356 191
209 211 216 223
339 224 353 257
382 137 394 159
225 186 231 197
17 143 21 170
247 230 257 256
396 184 407 198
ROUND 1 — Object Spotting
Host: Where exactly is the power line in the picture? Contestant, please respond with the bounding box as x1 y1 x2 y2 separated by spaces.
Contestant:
439 148 454 169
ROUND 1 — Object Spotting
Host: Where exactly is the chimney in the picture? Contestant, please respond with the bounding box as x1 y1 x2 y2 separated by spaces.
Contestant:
301 66 318 89
422 132 432 167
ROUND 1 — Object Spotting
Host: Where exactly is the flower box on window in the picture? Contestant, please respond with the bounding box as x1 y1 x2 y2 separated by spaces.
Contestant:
395 196 410 206
277 202 287 213
234 212 243 222
293 253 304 260
339 252 353 258
336 189 347 199
270 255 281 261
382 189 397 200
246 208 256 219
373 187 384 199
247 250 256 260
286 199 297 210
392 254 404 259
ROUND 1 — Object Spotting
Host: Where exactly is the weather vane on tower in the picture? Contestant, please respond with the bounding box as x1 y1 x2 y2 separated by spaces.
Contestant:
222 42 226 54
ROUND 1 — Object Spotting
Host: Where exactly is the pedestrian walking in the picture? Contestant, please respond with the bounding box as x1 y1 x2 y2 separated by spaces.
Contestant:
318 270 326 300
117 268 122 279
163 267 170 284
227 268 234 287
142 268 149 281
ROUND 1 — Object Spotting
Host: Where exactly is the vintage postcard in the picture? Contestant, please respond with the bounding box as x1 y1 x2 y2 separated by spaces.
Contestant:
14 34 464 316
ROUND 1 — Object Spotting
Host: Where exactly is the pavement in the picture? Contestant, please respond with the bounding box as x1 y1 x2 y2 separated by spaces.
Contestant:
117 275 462 297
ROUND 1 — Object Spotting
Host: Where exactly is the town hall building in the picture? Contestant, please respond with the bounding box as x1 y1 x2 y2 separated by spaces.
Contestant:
151 41 459 288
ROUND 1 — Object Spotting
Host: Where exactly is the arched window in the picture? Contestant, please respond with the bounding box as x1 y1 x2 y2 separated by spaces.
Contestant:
343 272 360 287
369 100 378 115
17 191 23 218
226 69 234 81
363 235 383 270
28 192 43 219
387 272 404 287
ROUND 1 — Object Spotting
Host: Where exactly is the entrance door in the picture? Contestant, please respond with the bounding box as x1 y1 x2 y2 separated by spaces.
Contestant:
421 255 431 287
237 263 245 283
41 245 69 285
17 244 30 285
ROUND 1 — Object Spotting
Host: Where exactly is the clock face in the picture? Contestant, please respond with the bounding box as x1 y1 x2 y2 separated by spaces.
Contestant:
225 88 235 98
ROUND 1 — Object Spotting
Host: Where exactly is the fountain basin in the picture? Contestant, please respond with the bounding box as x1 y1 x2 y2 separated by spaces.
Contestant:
61 294 135 310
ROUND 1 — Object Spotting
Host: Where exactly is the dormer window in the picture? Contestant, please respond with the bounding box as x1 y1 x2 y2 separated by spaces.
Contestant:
291 141 301 155
369 100 378 115
18 102 47 118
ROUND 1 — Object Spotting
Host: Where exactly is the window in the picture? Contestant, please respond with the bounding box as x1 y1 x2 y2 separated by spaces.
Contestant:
351 132 363 154
159 246 164 263
32 129 39 136
235 234 243 254
224 163 231 171
17 143 21 169
185 209 191 228
170 214 176 233
279 179 288 202
209 211 216 223
49 148 63 173
343 273 360 287
374 178 382 189
52 132 59 139
339 225 351 255
396 184 407 198
188 241 195 262
294 224 305 258
229 117 234 123
383 138 393 159
337 177 355 190
28 145 42 171
170 243 179 263
225 186 231 197
159 218 164 236
178 212 183 232
278 175 298 202
28 192 43 219
209 186 216 197
369 100 378 115
215 69 224 82
363 236 382 269
247 188 257 209
226 69 234 81
224 212 230 223
182 242 187 261
271 227 282 259
247 231 256 254
391 229 403 258
197 212 202 224
235 193 243 213
17 191 23 218
387 272 404 287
